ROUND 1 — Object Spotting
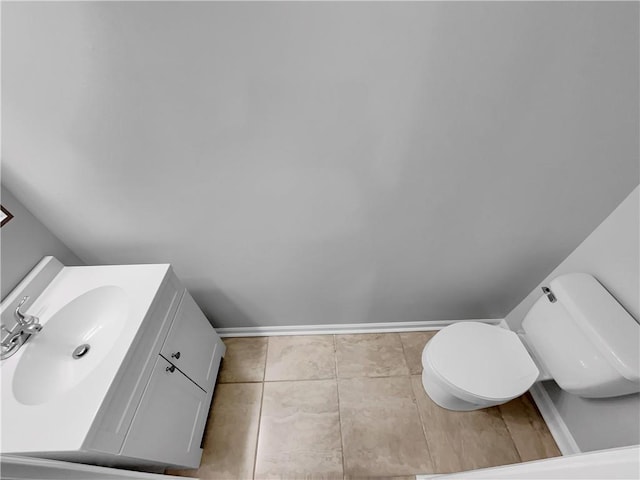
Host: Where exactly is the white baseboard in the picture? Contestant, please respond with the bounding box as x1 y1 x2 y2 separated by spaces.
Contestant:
529 382 581 456
215 318 503 337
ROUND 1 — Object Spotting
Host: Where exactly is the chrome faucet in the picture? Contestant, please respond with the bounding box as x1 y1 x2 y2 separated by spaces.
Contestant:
15 296 40 326
1 296 43 360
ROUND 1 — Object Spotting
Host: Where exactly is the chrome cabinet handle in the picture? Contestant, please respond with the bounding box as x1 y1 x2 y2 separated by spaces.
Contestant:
171 352 181 359
166 365 176 373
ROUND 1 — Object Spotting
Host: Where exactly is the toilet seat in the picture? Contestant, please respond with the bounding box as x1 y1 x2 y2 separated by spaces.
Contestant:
422 354 499 407
423 322 539 402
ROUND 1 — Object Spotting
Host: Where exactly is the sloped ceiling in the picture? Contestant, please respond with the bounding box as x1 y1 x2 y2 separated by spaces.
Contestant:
2 2 638 327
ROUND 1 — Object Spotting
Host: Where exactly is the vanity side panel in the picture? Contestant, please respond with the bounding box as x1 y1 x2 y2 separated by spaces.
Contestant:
84 268 184 454
203 333 225 394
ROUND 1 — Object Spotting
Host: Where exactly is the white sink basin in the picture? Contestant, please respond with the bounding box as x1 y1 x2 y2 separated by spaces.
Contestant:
13 286 129 406
1 258 171 453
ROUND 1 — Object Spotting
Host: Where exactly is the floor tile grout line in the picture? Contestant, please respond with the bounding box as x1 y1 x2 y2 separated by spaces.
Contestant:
252 338 269 480
334 333 341 379
397 332 413 376
262 336 269 383
226 373 422 383
260 376 338 383
334 334 347 479
218 380 264 384
263 336 268 380
252 382 266 480
404 332 452 474
409 374 438 473
497 400 525 464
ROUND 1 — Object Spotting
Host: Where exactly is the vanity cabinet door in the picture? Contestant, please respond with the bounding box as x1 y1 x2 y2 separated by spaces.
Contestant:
121 356 207 468
160 291 223 391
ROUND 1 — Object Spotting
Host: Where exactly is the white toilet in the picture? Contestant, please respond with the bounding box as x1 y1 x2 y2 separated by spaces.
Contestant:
421 273 640 411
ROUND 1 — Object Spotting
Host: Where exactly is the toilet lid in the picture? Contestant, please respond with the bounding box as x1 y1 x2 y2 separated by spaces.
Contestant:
425 322 539 401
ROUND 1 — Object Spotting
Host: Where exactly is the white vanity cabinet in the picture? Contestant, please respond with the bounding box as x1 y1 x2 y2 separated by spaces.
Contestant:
120 289 224 468
82 268 225 470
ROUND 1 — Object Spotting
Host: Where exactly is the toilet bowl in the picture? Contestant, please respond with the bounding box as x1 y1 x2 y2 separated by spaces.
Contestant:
421 322 539 411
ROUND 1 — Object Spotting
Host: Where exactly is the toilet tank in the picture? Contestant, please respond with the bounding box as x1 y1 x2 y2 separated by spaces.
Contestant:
522 273 640 398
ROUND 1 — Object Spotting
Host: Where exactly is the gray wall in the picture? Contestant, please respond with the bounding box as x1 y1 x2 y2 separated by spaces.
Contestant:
2 2 639 327
506 187 640 452
0 185 83 300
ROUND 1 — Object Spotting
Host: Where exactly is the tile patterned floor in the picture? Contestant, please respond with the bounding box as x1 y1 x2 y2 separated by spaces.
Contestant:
168 332 561 480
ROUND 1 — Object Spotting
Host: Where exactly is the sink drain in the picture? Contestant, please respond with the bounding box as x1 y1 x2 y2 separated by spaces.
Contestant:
72 344 90 359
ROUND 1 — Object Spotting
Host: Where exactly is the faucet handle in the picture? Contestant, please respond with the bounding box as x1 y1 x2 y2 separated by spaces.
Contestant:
22 323 43 334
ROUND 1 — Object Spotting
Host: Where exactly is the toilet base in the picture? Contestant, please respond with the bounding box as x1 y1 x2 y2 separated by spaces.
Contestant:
421 368 488 411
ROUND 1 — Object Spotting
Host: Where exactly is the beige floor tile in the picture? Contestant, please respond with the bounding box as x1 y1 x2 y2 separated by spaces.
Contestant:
218 337 267 383
410 375 520 473
336 333 409 378
255 379 343 479
499 393 561 462
338 376 433 477
409 376 463 475
167 383 263 479
265 335 336 381
399 331 437 375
